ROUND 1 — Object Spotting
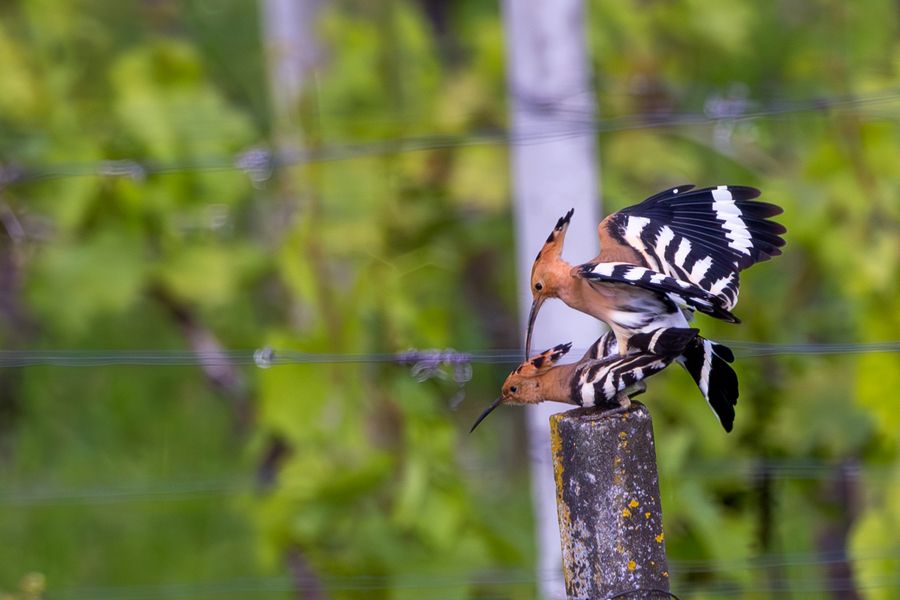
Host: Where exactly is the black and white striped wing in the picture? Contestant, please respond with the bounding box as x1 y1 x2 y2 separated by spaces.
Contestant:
627 327 700 356
603 185 786 310
578 262 739 323
579 331 618 361
571 353 674 408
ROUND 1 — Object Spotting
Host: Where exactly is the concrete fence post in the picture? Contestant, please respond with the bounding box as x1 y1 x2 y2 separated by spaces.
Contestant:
550 402 671 599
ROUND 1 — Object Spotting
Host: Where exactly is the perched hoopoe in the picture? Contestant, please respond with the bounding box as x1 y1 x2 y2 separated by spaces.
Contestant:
470 327 700 432
524 185 785 431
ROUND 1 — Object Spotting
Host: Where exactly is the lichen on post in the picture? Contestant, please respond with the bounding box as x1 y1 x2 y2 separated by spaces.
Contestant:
550 402 670 599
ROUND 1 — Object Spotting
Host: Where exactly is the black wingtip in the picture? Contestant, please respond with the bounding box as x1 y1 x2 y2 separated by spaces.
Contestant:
670 184 695 195
712 305 741 324
575 262 597 276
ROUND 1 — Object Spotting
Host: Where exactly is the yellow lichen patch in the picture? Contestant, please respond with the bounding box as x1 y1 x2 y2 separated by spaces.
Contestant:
627 560 636 572
629 499 639 508
662 571 669 578
622 507 632 518
618 431 627 440
549 415 574 589
655 532 665 543
550 415 565 496
644 512 651 519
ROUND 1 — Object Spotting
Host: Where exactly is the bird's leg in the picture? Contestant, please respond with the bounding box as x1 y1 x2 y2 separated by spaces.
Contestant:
598 392 632 418
586 392 632 420
627 381 647 399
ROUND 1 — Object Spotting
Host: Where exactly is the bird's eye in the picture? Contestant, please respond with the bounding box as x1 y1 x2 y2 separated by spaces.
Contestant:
534 283 543 291
510 385 518 393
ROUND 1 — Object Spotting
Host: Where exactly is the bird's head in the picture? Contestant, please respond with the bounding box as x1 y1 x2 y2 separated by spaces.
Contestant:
526 208 574 359
469 343 572 432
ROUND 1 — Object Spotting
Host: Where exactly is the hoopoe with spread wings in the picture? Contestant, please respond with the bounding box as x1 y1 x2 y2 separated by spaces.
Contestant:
524 185 786 431
470 327 700 432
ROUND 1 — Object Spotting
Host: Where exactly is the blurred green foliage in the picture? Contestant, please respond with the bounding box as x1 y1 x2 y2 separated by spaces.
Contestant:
0 572 45 600
0 0 898 599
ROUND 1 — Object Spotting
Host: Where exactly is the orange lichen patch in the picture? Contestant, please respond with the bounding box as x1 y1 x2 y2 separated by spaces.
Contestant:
622 507 632 518
655 532 665 543
627 560 636 572
629 499 639 508
644 512 651 519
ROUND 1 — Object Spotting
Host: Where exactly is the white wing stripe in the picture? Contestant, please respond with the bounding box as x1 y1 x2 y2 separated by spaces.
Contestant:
648 328 666 353
592 263 614 276
708 274 734 296
673 238 692 268
654 226 675 263
623 216 661 271
624 268 643 281
689 255 713 281
580 381 596 407
699 339 713 397
712 187 753 255
603 376 616 398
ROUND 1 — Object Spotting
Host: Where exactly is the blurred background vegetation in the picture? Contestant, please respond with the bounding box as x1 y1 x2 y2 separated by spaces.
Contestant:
0 0 898 598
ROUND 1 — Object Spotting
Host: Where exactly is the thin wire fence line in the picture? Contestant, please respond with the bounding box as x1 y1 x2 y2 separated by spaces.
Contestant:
0 478 247 506
34 551 900 595
36 563 900 600
43 574 523 600
0 459 891 506
670 548 895 571
0 340 897 368
681 574 900 595
39 569 554 600
3 87 900 187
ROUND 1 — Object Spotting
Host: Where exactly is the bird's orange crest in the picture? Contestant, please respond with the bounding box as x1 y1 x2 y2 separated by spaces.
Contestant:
515 342 572 376
534 208 574 263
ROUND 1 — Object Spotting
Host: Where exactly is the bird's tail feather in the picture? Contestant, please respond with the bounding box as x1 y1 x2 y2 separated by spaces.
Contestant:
628 327 700 357
680 336 738 432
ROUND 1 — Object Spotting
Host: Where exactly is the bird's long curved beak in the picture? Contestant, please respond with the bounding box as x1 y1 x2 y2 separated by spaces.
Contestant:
524 297 545 361
469 397 503 433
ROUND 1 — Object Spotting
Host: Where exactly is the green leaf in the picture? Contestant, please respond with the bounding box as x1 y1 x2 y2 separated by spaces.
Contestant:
154 243 264 305
27 231 146 334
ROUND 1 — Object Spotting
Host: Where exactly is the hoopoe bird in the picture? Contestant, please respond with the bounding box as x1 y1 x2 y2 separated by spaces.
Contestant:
470 327 700 432
524 185 785 432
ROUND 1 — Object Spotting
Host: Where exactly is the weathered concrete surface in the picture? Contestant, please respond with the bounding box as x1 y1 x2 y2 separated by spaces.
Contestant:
550 402 670 599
